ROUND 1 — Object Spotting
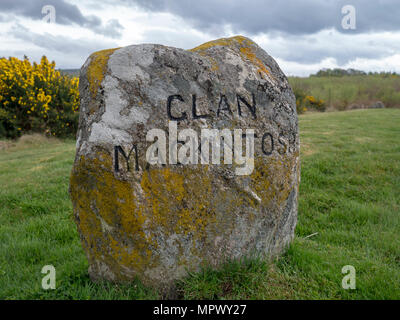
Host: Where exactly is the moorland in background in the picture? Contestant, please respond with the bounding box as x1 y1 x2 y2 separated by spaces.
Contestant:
289 70 400 114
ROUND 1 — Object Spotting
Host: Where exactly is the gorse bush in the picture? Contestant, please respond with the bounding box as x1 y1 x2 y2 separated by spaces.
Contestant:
293 86 325 114
305 95 326 112
0 56 79 139
293 86 308 114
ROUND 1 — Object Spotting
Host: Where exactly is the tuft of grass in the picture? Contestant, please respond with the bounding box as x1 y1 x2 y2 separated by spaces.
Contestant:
0 109 399 299
177 257 296 299
0 133 61 152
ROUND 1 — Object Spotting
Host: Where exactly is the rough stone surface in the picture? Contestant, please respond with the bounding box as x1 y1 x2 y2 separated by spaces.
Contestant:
70 36 300 291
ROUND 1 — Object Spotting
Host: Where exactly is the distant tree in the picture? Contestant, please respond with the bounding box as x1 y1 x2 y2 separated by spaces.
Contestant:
312 68 367 77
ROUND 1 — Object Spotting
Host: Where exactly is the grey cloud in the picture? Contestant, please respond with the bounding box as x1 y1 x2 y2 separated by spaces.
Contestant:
123 0 400 35
267 34 398 65
140 29 208 49
0 0 123 38
0 0 99 27
9 23 117 58
93 19 124 39
122 0 400 66
140 26 398 66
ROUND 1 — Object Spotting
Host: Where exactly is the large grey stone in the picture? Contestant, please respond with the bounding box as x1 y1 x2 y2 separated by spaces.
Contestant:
70 36 300 292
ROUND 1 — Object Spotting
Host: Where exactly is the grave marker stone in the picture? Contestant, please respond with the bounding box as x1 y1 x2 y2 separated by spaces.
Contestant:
70 36 300 291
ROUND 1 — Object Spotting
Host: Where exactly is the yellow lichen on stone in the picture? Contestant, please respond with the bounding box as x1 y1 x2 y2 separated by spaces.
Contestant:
70 153 222 276
140 166 215 238
188 36 254 73
70 152 155 274
239 47 270 76
250 154 299 208
87 48 119 98
189 35 271 77
189 35 252 52
205 55 220 71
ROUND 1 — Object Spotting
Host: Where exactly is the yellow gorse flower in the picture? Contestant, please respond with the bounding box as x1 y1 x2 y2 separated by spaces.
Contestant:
0 55 79 137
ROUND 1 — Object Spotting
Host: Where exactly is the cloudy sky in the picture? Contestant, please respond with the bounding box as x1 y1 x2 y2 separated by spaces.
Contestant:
1 0 400 76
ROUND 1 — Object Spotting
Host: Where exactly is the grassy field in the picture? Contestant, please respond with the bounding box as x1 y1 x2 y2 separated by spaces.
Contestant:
289 75 400 109
0 109 399 299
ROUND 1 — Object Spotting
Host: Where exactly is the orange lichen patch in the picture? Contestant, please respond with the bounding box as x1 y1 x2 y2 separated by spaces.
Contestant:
189 35 271 77
189 35 252 52
86 48 120 98
189 48 219 71
188 36 254 72
239 47 270 76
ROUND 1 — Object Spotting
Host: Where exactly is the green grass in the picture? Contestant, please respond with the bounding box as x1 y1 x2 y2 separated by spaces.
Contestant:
1 109 399 299
289 74 400 109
